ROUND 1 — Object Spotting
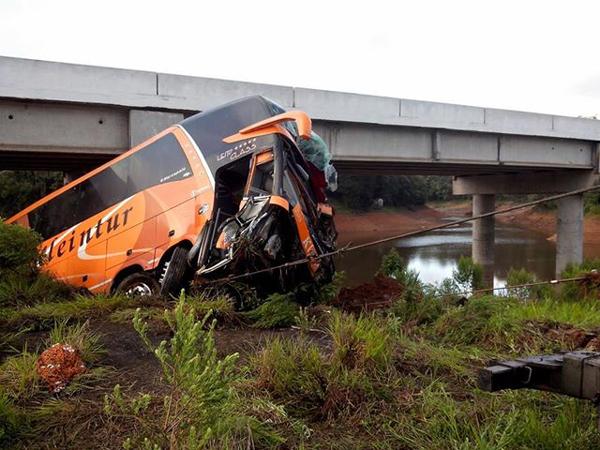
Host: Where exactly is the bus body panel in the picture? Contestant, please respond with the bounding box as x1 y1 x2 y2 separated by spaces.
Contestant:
7 126 215 293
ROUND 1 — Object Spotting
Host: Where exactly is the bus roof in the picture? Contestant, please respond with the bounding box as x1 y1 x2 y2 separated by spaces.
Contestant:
180 95 287 176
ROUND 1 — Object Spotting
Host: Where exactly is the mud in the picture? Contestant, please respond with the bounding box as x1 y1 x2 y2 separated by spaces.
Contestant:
334 275 403 313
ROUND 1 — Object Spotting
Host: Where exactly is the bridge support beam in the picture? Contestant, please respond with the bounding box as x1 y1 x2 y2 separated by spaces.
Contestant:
472 194 495 286
556 194 584 276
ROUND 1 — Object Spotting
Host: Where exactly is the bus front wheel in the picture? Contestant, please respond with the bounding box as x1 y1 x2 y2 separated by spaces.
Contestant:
115 272 159 297
159 246 189 297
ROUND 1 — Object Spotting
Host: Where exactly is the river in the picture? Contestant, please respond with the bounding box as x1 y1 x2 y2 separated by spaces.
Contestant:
335 217 560 288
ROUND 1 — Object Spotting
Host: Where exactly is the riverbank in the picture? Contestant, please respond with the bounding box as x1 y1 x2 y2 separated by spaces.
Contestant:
336 201 600 249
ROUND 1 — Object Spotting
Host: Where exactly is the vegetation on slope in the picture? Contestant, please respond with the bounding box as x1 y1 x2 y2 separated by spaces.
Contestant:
2 223 600 448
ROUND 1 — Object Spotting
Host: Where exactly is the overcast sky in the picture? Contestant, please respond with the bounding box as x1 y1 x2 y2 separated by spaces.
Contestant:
1 0 599 118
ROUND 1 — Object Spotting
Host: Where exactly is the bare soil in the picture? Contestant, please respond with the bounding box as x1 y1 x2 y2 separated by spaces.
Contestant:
334 275 403 313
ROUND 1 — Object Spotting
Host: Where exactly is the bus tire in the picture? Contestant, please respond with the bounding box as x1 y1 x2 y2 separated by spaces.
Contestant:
115 272 159 297
160 246 189 297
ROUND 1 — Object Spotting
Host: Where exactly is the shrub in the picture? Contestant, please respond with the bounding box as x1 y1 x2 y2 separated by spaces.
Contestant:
123 292 245 448
506 267 552 300
379 249 422 290
316 271 346 304
243 293 298 329
561 259 600 300
0 220 43 277
452 256 483 293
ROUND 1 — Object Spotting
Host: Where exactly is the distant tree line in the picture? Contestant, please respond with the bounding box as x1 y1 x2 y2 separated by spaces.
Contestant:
0 171 62 219
331 175 453 211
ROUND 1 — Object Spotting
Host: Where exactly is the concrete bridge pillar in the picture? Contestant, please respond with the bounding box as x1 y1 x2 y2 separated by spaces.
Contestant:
556 194 584 276
472 194 495 285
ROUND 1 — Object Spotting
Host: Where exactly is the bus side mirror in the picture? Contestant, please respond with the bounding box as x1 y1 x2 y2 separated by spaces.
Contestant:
223 110 312 144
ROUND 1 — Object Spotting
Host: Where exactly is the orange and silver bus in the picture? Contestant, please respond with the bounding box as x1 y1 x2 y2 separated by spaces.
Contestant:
6 96 337 297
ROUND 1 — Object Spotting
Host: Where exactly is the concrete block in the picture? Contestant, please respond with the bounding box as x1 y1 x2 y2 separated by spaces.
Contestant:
0 56 157 106
129 110 183 147
438 131 497 162
294 88 399 124
158 74 293 111
318 122 432 161
453 171 596 195
553 115 600 141
0 101 127 153
500 136 593 167
485 108 553 135
400 99 484 125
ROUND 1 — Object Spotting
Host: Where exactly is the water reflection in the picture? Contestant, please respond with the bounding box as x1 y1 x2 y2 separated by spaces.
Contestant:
336 218 557 288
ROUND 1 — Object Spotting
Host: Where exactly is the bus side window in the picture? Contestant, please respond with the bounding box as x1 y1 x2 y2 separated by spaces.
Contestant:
27 133 193 241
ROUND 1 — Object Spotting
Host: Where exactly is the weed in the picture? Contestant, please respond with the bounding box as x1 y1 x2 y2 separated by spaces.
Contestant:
0 350 39 401
506 267 552 300
243 292 298 329
0 272 73 308
0 391 24 445
294 307 320 333
2 293 133 327
252 337 326 416
47 320 104 363
453 256 484 292
328 310 392 371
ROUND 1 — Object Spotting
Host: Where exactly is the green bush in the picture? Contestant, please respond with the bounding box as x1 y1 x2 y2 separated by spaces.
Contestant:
0 220 43 277
243 293 299 329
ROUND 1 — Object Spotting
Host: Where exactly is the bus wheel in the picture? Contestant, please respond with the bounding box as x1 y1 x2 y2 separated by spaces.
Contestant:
116 272 159 297
159 247 189 297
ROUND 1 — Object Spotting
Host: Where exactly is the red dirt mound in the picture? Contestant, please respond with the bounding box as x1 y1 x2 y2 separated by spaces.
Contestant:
334 275 403 313
36 343 86 393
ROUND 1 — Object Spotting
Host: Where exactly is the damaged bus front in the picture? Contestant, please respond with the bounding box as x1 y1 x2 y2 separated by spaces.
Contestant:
185 100 338 293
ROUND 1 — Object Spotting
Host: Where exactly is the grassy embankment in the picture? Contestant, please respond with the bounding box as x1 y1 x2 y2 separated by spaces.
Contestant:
3 220 600 449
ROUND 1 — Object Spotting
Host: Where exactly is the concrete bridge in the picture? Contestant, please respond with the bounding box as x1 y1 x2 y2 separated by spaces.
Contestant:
1 56 599 277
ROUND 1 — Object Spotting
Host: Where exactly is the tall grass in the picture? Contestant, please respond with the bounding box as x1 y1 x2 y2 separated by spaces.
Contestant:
48 320 105 363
